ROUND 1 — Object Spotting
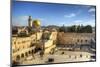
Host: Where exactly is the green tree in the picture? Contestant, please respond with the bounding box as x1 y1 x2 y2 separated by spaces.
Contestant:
59 25 65 32
83 25 92 33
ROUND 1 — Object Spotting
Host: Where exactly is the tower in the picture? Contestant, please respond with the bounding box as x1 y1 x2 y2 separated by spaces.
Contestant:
28 16 32 27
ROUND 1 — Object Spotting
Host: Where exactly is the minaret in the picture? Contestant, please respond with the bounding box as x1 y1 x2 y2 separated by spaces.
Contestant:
28 16 32 27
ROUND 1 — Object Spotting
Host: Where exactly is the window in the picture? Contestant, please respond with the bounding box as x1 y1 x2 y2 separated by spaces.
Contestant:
16 55 20 60
32 50 34 54
80 54 82 57
77 39 79 42
85 40 88 42
29 51 31 54
21 53 24 58
25 52 28 57
81 40 83 43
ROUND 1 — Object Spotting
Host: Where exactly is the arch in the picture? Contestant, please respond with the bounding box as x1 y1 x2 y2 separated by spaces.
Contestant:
85 39 88 42
77 39 79 42
80 54 82 57
25 52 28 57
32 50 34 54
81 40 83 43
16 55 20 60
21 53 24 58
28 51 31 54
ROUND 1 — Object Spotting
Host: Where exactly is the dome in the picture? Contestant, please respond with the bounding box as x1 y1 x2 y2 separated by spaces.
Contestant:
33 20 41 28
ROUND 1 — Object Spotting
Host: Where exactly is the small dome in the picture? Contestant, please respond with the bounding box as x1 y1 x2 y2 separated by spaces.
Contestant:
33 20 41 27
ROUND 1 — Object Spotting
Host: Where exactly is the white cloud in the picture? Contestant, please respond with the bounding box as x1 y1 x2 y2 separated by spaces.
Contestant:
36 18 45 21
74 20 83 23
20 16 29 21
88 8 95 12
73 20 95 27
64 13 76 18
92 14 95 17
85 20 95 27
74 20 83 25
12 16 29 26
56 19 95 27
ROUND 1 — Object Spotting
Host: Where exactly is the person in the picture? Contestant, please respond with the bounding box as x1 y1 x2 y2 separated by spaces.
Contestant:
40 51 44 60
61 51 64 54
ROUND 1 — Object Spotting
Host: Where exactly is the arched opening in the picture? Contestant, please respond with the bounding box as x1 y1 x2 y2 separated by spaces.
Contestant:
77 39 79 42
35 47 42 53
30 44 34 47
80 54 82 57
28 51 31 54
85 40 88 42
16 55 20 60
81 40 83 43
21 53 24 58
32 50 34 54
25 52 28 57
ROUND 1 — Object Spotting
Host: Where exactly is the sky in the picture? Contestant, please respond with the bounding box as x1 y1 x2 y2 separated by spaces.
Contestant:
12 0 96 26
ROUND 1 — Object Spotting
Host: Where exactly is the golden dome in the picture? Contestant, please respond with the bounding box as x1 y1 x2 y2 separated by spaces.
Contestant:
33 20 41 27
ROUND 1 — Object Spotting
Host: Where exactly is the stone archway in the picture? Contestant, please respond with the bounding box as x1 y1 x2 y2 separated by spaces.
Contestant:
16 55 20 60
28 51 31 55
21 53 24 58
32 49 34 54
25 52 28 57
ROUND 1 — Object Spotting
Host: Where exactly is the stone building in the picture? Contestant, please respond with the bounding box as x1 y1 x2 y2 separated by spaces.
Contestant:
41 30 57 54
12 29 58 63
12 31 42 62
57 32 95 51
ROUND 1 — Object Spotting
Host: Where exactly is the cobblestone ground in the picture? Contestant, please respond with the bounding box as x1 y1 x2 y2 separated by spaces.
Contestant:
20 50 95 65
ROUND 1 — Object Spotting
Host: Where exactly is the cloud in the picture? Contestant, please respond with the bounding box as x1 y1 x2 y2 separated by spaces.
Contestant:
74 20 83 25
88 7 96 17
73 20 95 27
12 16 46 26
64 13 76 18
92 14 95 17
12 16 29 26
12 17 21 26
74 20 83 23
35 18 45 21
88 8 95 12
20 16 29 21
85 20 95 27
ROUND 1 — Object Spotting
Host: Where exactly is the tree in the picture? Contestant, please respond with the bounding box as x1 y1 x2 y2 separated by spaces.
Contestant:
83 25 92 33
59 25 92 33
59 25 65 32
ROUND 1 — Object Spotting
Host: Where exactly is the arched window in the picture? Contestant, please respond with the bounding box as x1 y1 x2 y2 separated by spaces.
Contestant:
85 40 88 42
21 53 24 58
81 40 83 43
77 39 79 42
16 55 20 60
32 50 34 54
25 52 28 57
80 54 82 57
29 51 31 54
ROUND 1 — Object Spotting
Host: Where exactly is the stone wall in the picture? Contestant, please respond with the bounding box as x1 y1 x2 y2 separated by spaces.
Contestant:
57 32 95 45
12 32 42 62
12 31 58 62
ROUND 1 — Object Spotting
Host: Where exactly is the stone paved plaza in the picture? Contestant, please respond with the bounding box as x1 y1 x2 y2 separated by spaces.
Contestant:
19 49 95 65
